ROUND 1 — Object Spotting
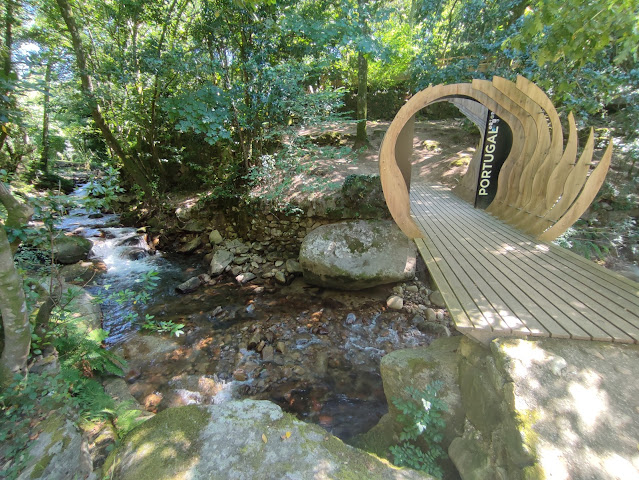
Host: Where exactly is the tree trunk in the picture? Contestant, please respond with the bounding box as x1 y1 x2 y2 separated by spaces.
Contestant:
355 0 370 148
355 50 369 148
54 0 152 194
0 0 15 153
0 182 34 386
40 60 52 172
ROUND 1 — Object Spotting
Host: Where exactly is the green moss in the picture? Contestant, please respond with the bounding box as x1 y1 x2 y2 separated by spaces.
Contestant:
29 454 53 479
516 409 541 459
102 405 211 480
522 462 546 480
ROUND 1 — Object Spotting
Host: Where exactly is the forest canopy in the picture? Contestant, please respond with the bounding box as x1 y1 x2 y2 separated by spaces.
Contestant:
0 0 637 194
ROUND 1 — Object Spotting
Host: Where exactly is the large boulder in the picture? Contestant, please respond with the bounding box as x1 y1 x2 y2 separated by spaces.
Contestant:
354 337 465 479
379 337 465 450
52 234 93 264
16 412 93 480
451 337 639 480
103 400 432 480
299 219 416 290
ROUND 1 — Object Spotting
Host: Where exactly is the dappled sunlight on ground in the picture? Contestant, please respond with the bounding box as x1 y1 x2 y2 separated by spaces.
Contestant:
499 339 639 480
248 119 479 207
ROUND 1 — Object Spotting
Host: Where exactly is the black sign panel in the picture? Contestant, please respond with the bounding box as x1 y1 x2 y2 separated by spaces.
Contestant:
474 111 512 209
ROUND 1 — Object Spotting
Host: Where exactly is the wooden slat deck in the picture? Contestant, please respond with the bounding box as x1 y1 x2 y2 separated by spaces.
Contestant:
410 183 639 344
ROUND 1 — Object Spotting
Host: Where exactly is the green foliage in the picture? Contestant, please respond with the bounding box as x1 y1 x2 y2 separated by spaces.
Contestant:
84 165 125 212
142 315 185 337
508 0 639 67
390 381 447 479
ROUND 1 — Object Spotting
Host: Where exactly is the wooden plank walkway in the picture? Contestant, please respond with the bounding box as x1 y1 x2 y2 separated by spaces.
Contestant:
410 183 639 344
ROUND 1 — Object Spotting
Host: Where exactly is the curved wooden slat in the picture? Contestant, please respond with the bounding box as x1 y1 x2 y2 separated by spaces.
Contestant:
468 79 532 217
380 76 612 242
491 76 551 218
539 141 613 241
516 76 565 214
544 128 596 224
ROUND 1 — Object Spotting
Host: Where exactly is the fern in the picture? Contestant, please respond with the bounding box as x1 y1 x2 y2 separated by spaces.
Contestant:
390 381 447 479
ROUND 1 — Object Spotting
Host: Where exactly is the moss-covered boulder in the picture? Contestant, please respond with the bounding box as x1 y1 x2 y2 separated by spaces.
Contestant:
379 337 465 450
103 400 433 480
299 219 416 290
52 234 93 264
16 412 93 480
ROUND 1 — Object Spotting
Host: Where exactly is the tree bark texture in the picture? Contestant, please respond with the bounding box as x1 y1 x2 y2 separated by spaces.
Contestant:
0 182 33 385
40 61 52 172
355 0 369 147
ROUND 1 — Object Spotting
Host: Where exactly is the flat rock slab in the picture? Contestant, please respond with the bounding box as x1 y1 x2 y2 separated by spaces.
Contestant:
453 337 639 480
104 400 432 480
493 338 639 480
299 219 416 290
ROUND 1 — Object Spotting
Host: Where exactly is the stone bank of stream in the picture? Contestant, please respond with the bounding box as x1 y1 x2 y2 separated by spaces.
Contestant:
62 183 454 443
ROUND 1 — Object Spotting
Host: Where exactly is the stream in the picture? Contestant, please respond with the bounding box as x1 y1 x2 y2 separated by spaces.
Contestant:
59 185 439 441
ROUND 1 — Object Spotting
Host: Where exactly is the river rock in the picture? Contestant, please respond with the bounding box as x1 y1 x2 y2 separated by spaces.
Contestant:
16 412 93 480
285 259 303 274
52 234 93 264
274 271 287 284
183 219 206 233
103 401 430 480
236 272 256 284
178 236 202 253
60 260 107 284
386 295 404 310
209 229 223 245
60 283 103 332
429 290 446 308
299 220 416 290
176 276 202 294
209 249 234 276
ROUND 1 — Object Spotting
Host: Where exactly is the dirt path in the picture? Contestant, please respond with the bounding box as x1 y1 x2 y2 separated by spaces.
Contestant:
297 119 480 188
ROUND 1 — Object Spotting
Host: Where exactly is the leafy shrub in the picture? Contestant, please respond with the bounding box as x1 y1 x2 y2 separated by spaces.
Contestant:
390 381 447 479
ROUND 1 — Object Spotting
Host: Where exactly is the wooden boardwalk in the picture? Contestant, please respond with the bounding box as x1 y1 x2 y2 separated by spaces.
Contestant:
410 183 639 344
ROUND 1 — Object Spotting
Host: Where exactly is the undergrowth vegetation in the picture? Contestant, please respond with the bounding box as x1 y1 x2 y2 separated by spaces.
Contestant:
390 381 448 479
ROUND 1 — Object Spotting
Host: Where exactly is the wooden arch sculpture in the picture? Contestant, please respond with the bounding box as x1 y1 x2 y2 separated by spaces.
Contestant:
379 76 613 241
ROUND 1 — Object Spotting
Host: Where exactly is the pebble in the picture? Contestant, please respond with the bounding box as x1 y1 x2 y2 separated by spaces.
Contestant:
387 295 404 310
275 260 284 267
405 285 419 293
436 311 445 322
236 272 256 284
233 370 247 381
345 313 357 324
425 308 437 322
262 345 275 362
274 271 287 284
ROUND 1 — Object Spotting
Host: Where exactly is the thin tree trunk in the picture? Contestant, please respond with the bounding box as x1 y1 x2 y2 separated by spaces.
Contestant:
355 0 370 148
40 61 52 172
355 50 369 147
0 0 15 153
0 182 33 385
54 0 152 194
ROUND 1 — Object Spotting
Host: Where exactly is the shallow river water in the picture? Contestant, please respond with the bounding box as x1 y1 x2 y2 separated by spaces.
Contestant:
59 185 439 441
